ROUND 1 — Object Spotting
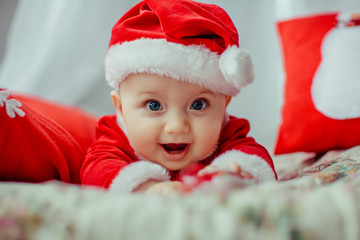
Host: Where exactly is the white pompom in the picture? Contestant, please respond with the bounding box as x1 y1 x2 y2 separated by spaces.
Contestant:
219 46 254 91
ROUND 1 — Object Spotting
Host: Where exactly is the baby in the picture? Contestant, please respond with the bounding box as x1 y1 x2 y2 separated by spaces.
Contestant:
81 0 277 194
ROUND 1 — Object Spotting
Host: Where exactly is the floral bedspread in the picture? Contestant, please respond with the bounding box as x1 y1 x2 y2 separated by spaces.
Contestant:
1 146 360 240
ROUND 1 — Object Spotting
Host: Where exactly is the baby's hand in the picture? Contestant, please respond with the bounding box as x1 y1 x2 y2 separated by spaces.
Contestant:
134 180 189 195
198 162 253 179
182 162 255 194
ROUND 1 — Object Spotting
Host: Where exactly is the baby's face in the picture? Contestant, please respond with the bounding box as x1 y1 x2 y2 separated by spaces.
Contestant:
113 73 228 170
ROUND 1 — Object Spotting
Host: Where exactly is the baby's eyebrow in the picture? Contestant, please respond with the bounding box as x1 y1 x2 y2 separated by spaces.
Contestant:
197 90 217 97
138 90 159 95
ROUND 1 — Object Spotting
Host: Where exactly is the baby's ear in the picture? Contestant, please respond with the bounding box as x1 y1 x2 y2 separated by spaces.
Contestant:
110 91 123 114
225 96 232 107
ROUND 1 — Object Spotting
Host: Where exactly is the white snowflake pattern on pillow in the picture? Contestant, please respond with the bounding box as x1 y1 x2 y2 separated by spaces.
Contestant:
0 89 25 118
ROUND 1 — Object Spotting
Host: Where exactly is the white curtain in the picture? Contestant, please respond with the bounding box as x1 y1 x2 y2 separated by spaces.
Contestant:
1 0 359 150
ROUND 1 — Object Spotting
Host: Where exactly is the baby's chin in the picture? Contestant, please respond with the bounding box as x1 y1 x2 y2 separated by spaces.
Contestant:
139 147 215 171
159 161 190 171
165 159 209 173
149 158 197 172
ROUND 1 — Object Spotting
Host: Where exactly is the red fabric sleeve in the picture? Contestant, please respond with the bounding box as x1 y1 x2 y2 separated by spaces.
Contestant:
80 115 138 188
216 116 277 178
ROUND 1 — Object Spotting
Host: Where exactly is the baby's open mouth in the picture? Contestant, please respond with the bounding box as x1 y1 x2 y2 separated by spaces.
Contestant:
162 143 188 154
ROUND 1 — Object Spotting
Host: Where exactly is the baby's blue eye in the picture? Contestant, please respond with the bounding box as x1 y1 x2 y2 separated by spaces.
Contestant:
146 100 162 111
190 99 207 110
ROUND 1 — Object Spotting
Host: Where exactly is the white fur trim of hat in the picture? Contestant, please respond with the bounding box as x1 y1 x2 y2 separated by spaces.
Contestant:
105 38 254 96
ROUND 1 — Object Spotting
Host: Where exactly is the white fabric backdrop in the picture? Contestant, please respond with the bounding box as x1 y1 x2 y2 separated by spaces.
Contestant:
0 0 359 151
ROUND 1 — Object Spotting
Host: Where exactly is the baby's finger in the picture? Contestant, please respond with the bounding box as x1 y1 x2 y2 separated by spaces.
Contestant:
198 166 218 176
228 162 241 173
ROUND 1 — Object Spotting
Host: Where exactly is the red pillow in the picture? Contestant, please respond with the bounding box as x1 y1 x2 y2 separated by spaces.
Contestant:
275 12 360 154
0 89 98 183
13 93 98 152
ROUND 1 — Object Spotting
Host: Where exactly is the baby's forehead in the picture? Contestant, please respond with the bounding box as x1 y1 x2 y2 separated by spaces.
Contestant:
120 73 202 89
119 73 224 97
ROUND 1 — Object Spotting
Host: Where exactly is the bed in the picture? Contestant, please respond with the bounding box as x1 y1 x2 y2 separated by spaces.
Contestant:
1 9 360 240
1 146 360 240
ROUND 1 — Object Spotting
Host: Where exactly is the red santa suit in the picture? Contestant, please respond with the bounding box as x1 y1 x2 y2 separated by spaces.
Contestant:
81 114 277 192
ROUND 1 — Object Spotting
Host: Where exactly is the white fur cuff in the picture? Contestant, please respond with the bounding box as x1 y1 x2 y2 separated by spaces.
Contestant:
109 161 170 193
209 150 276 183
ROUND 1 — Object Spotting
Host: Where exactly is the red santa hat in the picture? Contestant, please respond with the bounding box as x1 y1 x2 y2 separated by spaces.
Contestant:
104 0 254 96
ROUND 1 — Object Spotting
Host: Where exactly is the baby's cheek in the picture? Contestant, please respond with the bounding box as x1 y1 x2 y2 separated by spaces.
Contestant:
127 129 150 151
199 128 220 151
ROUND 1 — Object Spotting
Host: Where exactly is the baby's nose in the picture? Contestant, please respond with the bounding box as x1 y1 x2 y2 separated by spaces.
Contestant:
164 112 190 134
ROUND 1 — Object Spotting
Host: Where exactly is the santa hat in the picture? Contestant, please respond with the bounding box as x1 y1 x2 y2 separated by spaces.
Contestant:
104 0 254 96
